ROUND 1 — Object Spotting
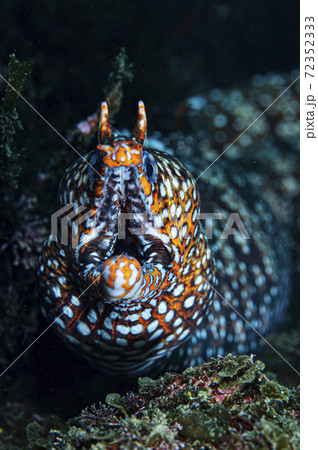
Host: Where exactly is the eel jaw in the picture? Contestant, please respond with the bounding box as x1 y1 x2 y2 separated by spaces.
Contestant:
98 223 172 303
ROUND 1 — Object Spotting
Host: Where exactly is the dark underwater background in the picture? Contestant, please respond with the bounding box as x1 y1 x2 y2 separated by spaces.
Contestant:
0 0 299 426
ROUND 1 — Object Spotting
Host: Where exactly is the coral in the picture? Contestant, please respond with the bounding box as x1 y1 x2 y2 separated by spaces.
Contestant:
29 354 299 449
79 402 121 429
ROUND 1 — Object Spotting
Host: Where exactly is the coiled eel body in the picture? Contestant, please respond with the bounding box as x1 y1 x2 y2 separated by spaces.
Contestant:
39 74 298 376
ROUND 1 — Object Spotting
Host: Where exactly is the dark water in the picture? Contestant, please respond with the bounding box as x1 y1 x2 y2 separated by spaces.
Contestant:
0 0 299 420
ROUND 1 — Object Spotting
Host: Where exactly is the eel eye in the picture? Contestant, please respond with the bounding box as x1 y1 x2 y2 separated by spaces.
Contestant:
143 151 158 183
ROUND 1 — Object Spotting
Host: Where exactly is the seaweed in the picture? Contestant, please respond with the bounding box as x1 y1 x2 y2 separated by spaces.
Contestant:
29 354 299 449
103 47 134 118
0 54 33 199
0 55 44 392
66 48 134 152
0 402 59 450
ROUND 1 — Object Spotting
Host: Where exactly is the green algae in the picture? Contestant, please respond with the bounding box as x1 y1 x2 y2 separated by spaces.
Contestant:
176 406 231 443
0 54 33 197
27 354 299 449
0 55 44 389
26 422 51 450
1 54 34 113
259 380 290 402
65 48 134 155
104 47 134 119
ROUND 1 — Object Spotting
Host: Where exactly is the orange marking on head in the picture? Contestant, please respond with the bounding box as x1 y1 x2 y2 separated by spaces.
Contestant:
97 141 143 168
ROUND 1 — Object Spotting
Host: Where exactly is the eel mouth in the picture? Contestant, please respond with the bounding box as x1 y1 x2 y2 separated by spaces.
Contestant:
82 165 172 280
96 165 172 268
100 216 172 301
111 216 172 267
112 227 139 259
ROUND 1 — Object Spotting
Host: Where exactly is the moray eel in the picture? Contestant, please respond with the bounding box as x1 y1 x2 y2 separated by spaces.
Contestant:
39 83 294 376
